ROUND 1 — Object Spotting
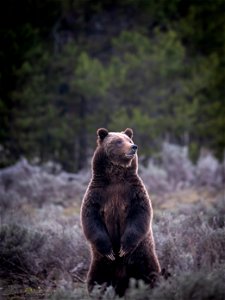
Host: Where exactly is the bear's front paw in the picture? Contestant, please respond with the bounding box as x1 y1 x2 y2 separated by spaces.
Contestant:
106 251 115 261
119 247 128 257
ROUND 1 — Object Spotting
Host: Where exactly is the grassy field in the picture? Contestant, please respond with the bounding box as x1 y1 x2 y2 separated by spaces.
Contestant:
0 149 224 299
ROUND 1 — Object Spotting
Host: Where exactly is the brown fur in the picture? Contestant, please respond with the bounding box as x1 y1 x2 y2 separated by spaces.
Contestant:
81 128 161 297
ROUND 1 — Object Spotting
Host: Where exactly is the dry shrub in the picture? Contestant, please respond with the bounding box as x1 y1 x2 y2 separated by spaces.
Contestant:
141 144 224 195
50 266 225 300
149 265 225 300
154 194 225 275
0 224 45 278
0 152 224 299
49 286 89 300
0 220 90 289
194 228 225 269
0 158 87 208
161 143 195 189
140 161 171 195
196 152 223 188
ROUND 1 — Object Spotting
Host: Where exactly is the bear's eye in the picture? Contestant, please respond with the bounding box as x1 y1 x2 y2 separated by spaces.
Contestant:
116 139 123 146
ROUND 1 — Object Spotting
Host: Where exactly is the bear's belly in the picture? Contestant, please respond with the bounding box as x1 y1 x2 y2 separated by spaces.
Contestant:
102 184 128 254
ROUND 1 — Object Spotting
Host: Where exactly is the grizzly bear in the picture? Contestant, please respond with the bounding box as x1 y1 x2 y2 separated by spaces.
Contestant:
81 128 161 297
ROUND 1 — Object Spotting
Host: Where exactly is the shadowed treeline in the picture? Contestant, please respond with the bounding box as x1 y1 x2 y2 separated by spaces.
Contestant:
0 0 224 171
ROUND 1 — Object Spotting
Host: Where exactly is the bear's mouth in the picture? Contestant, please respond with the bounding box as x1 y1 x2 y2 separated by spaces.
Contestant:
125 154 134 159
125 151 136 159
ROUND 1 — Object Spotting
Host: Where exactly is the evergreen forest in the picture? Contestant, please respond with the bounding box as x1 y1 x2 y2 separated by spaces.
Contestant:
1 0 224 171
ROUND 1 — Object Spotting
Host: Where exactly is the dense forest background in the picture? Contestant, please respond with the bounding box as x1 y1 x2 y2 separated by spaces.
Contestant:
0 0 224 172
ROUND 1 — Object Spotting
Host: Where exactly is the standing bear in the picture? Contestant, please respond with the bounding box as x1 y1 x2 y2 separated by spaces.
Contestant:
81 128 161 297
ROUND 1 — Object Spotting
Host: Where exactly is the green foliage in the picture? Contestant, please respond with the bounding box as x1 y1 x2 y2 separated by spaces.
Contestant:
192 54 225 158
178 0 225 55
0 0 224 169
73 52 110 97
10 41 116 170
109 30 201 153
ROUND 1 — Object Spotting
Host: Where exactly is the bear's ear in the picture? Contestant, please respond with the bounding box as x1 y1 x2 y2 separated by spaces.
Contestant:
97 128 108 141
124 128 133 139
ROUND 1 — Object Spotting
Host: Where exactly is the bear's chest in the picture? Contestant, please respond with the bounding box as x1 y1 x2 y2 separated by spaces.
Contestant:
103 184 128 216
100 184 129 245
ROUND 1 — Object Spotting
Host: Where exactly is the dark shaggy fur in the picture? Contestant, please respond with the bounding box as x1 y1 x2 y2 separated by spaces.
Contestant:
81 128 161 297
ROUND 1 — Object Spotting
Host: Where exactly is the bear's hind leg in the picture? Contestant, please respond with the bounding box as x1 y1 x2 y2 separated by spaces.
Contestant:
87 259 114 295
114 264 129 297
127 246 161 289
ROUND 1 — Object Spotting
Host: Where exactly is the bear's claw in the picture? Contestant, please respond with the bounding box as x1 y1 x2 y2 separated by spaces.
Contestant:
119 248 127 257
106 252 115 261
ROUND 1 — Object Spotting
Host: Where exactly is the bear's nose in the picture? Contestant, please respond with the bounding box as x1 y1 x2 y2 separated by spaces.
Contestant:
131 144 138 151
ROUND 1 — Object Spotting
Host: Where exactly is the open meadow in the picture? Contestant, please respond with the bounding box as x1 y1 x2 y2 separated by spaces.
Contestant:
0 144 224 299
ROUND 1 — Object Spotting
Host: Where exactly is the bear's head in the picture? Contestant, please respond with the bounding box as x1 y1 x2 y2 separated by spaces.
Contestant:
96 128 138 168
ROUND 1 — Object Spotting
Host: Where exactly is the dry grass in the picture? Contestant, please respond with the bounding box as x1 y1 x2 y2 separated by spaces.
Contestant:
0 145 224 299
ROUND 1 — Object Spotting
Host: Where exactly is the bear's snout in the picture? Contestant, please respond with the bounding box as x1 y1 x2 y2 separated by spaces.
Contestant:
125 144 138 158
130 144 138 154
131 144 138 152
